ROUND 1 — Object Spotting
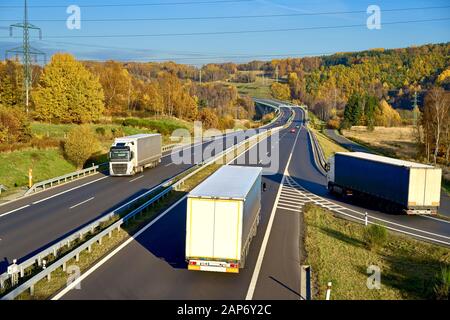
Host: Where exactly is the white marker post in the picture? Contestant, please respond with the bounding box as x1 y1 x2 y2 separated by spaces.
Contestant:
365 212 368 226
325 282 332 300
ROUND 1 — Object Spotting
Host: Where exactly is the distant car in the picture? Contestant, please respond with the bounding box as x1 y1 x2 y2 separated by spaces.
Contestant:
290 129 296 133
296 125 300 129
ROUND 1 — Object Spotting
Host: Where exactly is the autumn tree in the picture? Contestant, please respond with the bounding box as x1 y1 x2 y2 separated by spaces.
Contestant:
197 108 219 129
270 82 290 101
0 104 31 144
87 60 131 115
33 53 104 123
64 125 100 168
422 87 450 164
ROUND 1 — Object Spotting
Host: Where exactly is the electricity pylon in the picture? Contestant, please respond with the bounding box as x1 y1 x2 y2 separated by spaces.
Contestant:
5 0 46 113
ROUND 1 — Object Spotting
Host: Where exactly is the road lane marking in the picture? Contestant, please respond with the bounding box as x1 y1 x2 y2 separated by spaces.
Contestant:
32 176 108 205
421 215 450 224
164 163 173 167
53 128 266 299
285 176 450 243
0 205 30 218
129 175 144 183
246 112 301 300
69 197 95 210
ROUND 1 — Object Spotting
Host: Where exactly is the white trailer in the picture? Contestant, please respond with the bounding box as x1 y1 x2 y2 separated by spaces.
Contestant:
109 134 162 176
186 165 262 273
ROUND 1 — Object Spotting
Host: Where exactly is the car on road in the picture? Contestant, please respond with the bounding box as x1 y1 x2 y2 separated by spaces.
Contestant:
290 129 296 133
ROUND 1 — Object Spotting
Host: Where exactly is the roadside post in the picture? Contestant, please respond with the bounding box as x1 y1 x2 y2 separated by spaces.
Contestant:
325 282 332 300
28 168 33 189
365 212 368 226
7 259 19 286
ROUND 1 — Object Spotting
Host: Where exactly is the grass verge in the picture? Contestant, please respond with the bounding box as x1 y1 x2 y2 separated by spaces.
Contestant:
312 129 348 160
304 203 450 300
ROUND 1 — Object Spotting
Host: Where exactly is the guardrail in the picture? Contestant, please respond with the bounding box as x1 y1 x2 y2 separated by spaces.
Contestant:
24 164 103 196
0 125 283 300
22 144 182 198
307 128 328 174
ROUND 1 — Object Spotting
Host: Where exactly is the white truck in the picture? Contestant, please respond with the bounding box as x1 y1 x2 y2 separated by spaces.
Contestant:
109 134 162 176
186 165 262 273
327 152 442 214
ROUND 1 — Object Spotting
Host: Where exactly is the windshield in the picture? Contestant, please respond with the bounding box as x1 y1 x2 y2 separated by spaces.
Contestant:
110 149 130 162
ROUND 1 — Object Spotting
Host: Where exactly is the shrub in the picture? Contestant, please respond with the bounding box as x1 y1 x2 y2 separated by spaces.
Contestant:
363 224 387 249
433 265 450 300
95 127 106 136
64 125 100 168
111 127 124 138
327 118 340 130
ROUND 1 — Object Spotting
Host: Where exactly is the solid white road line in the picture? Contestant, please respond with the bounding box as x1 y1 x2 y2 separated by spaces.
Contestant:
129 175 144 183
277 206 302 213
69 197 95 210
422 215 450 224
53 195 187 300
32 176 108 205
245 119 301 300
0 205 30 218
54 127 273 300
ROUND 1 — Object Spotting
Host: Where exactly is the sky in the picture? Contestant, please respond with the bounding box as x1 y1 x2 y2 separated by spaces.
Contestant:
0 0 449 66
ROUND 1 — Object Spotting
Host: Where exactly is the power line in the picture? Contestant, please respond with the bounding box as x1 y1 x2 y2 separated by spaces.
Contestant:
0 0 254 9
1 5 449 22
3 17 448 39
5 0 45 114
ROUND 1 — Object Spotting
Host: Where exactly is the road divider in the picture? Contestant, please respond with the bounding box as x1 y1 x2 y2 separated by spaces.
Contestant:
0 119 288 300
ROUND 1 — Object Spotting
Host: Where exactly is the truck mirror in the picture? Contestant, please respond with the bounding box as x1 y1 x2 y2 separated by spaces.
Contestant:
262 182 267 192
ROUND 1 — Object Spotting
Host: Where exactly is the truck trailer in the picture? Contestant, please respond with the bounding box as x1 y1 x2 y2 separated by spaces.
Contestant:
327 152 442 215
186 165 262 273
109 134 162 176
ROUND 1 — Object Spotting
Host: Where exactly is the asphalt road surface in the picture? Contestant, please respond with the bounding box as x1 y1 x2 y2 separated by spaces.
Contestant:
0 106 289 274
58 107 449 299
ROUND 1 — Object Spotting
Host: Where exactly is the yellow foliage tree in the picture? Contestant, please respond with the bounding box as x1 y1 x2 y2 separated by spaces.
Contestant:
374 100 402 127
33 53 104 123
270 82 291 101
64 125 100 168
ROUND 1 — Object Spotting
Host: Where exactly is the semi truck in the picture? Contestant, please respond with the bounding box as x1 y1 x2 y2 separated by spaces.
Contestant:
109 134 162 176
186 165 262 273
327 152 442 215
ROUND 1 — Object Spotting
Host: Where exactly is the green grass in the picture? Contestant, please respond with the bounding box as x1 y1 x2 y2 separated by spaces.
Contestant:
304 204 450 300
223 76 274 98
0 149 76 189
312 129 348 160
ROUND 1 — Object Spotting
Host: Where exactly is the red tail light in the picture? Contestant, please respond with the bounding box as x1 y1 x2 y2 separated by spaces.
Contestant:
189 261 196 265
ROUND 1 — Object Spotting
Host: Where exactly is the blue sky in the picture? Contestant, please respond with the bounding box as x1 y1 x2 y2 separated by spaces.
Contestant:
0 0 449 65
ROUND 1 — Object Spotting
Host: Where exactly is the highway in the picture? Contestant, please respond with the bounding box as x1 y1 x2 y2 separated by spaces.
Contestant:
57 106 450 300
0 107 289 274
57 105 301 300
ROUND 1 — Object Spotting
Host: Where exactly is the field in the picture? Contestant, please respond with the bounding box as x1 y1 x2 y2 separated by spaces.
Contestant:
304 204 450 300
228 76 274 98
342 126 417 160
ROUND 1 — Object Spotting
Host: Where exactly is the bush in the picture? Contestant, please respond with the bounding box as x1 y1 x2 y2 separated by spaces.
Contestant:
433 265 450 300
64 125 100 168
111 127 124 138
327 118 340 130
95 127 106 136
363 224 387 249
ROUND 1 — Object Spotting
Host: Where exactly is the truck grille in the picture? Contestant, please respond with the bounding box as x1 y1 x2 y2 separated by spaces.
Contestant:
111 164 128 175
